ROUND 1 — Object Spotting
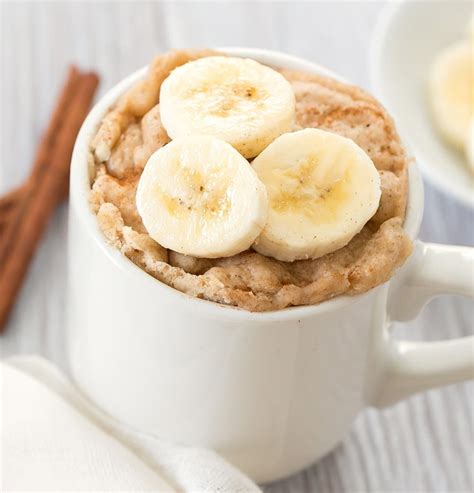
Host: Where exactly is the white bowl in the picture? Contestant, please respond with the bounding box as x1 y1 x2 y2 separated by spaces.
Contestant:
370 0 474 209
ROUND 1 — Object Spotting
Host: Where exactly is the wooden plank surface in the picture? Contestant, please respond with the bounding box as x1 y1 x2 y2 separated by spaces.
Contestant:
1 2 472 492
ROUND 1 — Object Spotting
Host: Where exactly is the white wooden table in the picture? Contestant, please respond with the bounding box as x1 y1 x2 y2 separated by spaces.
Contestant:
1 2 473 492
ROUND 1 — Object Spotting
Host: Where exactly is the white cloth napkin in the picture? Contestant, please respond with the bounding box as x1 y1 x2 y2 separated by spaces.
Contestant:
1 355 261 492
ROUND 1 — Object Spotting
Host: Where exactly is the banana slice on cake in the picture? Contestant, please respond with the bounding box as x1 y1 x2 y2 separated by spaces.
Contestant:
252 128 381 262
159 56 295 158
429 41 473 150
136 135 268 258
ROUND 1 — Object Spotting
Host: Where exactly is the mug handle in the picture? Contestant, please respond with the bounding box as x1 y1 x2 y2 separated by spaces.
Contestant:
371 240 474 408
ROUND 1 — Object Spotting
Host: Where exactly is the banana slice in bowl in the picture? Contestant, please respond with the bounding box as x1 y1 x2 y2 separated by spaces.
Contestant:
428 40 473 150
159 56 295 158
136 135 268 258
252 128 381 262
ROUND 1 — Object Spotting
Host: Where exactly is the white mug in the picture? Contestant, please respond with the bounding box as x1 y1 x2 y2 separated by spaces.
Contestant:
67 48 474 484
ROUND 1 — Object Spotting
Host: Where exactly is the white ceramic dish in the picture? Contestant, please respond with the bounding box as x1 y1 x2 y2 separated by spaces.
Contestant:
371 0 474 209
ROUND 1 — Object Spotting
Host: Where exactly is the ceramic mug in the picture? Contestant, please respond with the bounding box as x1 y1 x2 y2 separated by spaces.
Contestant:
67 48 474 484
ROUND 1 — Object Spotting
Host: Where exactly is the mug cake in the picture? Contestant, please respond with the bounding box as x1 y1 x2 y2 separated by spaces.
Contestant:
89 49 412 311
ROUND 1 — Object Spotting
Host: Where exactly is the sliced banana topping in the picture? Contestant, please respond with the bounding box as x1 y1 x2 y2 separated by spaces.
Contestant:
429 40 473 150
136 135 268 258
252 128 381 262
159 56 295 158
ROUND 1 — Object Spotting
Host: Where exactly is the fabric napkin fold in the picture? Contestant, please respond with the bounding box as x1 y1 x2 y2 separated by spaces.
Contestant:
1 355 261 492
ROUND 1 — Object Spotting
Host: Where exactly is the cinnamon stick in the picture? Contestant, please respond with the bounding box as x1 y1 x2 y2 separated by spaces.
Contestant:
0 185 24 213
0 67 81 266
0 206 14 234
0 69 99 331
0 186 23 237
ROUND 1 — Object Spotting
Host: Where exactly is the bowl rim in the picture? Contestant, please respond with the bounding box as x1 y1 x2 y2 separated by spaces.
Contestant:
69 47 424 322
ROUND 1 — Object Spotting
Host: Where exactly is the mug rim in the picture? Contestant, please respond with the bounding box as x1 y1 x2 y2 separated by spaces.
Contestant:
70 47 424 322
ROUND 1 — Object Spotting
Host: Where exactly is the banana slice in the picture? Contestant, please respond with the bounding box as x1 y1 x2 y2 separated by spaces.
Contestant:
428 41 473 149
136 135 268 258
465 118 474 173
252 128 381 262
159 56 295 158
